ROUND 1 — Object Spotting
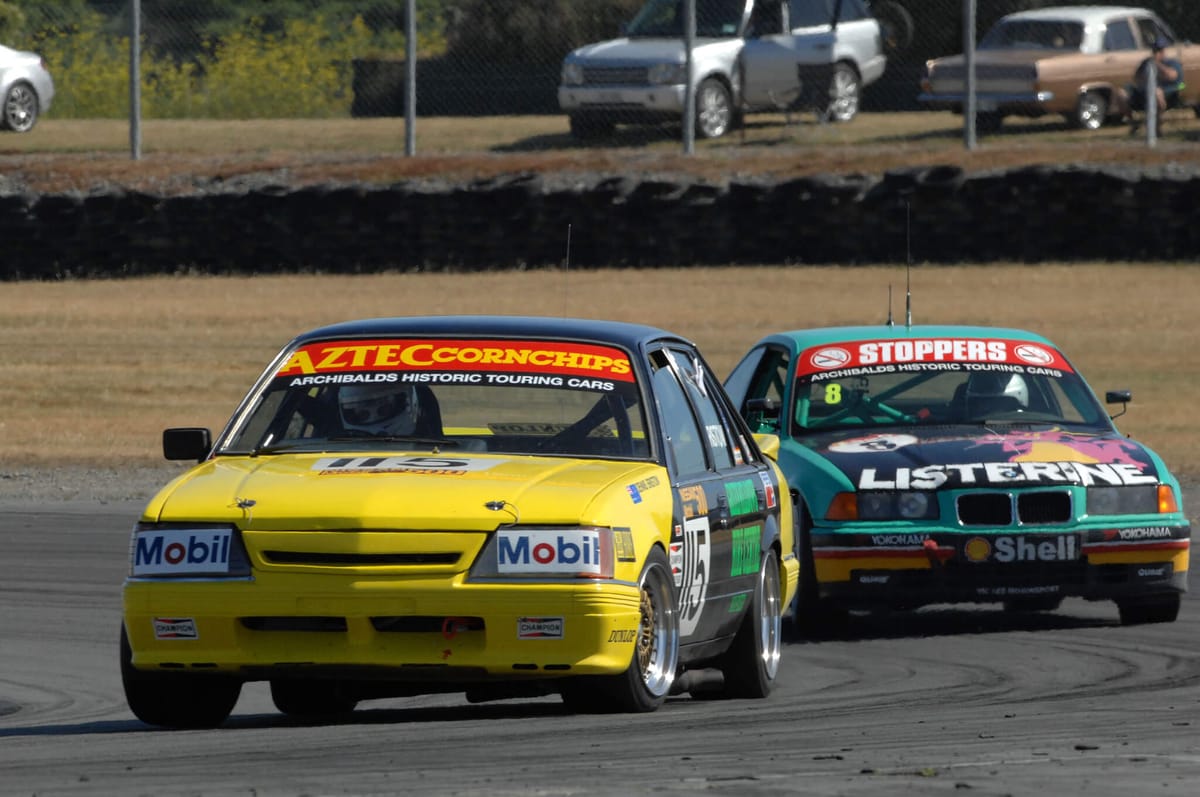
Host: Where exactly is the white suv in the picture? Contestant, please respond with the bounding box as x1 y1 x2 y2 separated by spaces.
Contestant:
558 0 888 139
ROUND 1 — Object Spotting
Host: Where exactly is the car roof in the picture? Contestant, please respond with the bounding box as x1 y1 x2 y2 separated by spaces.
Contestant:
289 314 693 351
757 324 1059 350
1001 6 1152 24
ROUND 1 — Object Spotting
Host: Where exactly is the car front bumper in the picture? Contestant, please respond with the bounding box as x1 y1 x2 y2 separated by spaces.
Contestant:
558 84 688 115
811 524 1190 610
123 573 643 680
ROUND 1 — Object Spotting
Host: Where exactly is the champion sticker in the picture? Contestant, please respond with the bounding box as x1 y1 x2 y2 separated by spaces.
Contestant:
517 617 563 639
153 617 198 640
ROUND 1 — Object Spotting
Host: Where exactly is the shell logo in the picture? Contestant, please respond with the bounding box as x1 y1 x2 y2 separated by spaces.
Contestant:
964 537 992 563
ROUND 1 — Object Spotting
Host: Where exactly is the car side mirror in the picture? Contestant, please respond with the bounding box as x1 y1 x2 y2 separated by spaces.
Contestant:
1105 389 1131 421
163 427 212 462
753 432 781 460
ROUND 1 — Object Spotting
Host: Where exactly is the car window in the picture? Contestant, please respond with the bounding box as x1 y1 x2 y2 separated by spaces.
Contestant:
793 365 1108 432
649 349 709 477
725 344 789 433
980 20 1084 51
668 347 736 470
1134 17 1172 49
1104 18 1138 52
219 337 650 460
748 0 784 37
789 0 832 29
626 0 747 38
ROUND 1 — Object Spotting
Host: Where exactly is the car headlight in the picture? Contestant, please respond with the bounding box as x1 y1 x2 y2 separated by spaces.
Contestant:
648 62 687 85
470 526 620 580
827 491 939 521
128 523 251 578
1087 484 1175 515
561 62 584 86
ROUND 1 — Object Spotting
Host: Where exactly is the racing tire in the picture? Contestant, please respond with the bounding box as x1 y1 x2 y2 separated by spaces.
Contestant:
1 81 39 133
1117 593 1181 625
1003 596 1063 613
976 112 1004 134
822 63 861 123
270 678 359 718
790 502 848 639
708 547 783 699
560 548 679 713
120 624 242 729
695 77 733 139
1071 91 1108 130
872 1 915 56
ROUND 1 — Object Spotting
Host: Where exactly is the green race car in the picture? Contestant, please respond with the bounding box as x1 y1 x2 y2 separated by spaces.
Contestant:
724 324 1189 630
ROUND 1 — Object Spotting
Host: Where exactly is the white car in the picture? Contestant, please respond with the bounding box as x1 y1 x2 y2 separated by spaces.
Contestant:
0 43 54 133
559 0 888 139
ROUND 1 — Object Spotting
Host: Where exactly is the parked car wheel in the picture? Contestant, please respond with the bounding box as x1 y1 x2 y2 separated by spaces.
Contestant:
823 63 861 123
976 111 1004 133
695 77 733 138
1070 90 1108 130
121 625 242 728
2 81 39 132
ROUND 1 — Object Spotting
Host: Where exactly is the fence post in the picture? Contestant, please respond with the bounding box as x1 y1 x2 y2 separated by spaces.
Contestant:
129 0 141 160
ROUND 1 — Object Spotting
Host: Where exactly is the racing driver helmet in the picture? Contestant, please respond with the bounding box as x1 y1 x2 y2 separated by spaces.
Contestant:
964 372 1028 416
338 383 420 436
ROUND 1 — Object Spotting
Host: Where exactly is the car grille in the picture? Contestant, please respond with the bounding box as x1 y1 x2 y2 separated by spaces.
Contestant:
956 490 1073 526
262 550 461 566
582 66 647 86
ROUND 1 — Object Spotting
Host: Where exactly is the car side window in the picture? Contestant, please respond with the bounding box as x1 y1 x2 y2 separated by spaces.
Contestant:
650 350 709 477
670 348 736 471
748 0 784 37
725 345 789 433
788 0 833 29
1104 19 1137 51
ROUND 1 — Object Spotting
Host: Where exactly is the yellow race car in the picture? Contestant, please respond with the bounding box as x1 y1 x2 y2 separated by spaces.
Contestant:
122 316 798 727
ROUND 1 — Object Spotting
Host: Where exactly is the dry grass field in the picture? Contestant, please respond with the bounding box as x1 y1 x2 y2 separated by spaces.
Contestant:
2 264 1196 479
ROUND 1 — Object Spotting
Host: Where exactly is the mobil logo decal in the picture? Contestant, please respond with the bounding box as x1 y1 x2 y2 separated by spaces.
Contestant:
133 529 233 576
497 529 604 575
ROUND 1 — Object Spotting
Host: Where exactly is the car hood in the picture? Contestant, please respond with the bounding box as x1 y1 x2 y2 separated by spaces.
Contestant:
795 426 1162 491
568 37 726 63
144 453 661 530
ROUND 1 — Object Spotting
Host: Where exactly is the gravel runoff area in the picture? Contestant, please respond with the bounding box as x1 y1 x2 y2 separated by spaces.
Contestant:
0 464 183 507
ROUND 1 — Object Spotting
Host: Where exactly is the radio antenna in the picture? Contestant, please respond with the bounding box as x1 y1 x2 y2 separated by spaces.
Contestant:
562 223 572 318
905 201 912 329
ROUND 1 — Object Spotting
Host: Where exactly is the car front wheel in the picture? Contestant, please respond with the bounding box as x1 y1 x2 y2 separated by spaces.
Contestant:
120 625 242 729
2 81 39 133
1117 593 1181 625
823 63 861 123
695 77 733 138
270 678 359 718
561 547 679 713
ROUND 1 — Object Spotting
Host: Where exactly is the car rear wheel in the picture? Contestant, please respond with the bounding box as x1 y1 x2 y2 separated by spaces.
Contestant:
120 625 242 729
872 1 915 56
270 678 359 718
1117 593 1181 625
708 547 783 699
695 77 733 139
2 81 39 133
1070 91 1108 130
822 63 861 123
561 548 679 713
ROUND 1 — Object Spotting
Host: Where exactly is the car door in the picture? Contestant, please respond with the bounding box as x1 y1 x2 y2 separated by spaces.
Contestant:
739 0 803 109
653 345 777 645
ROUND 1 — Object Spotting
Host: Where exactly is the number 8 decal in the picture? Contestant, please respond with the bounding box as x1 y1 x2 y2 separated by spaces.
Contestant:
825 383 842 405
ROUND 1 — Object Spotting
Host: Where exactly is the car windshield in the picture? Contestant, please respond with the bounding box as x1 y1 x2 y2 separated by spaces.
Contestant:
980 19 1084 51
626 0 746 38
218 337 651 460
790 342 1111 434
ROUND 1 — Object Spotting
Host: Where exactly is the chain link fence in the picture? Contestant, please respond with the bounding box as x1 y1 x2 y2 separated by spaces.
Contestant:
4 1 1200 149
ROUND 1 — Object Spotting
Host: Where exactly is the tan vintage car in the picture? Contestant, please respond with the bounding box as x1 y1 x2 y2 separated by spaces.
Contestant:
918 5 1200 131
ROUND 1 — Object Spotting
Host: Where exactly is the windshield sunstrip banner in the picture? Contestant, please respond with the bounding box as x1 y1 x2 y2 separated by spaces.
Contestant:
797 338 1073 379
278 339 635 383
